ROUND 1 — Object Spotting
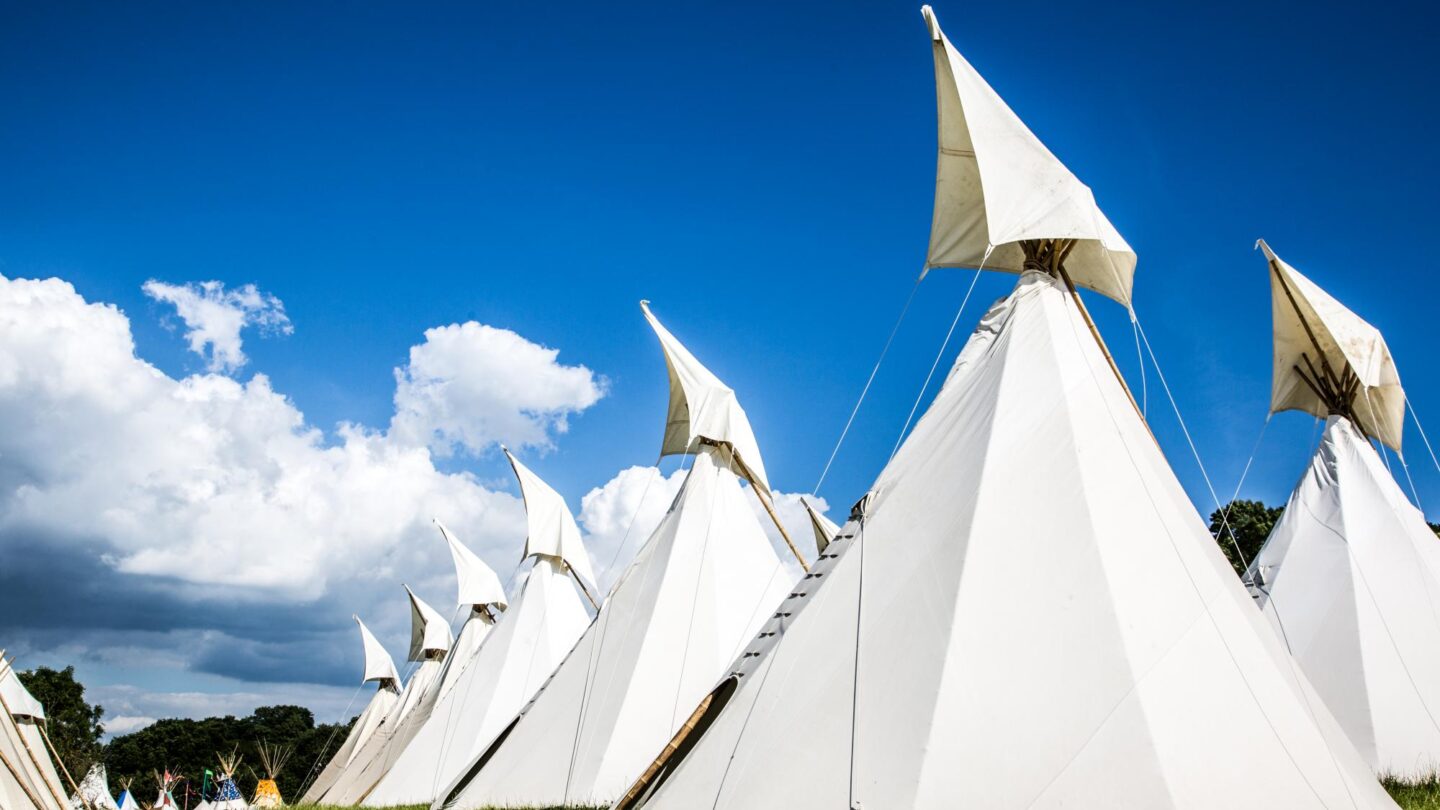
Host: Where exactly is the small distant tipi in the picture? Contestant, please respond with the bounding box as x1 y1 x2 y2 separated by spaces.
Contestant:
149 771 179 810
249 742 290 808
115 778 140 810
208 748 247 810
68 763 119 810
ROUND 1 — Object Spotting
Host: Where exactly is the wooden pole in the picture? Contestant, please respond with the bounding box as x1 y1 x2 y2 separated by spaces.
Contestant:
697 438 810 572
568 565 601 611
754 483 811 573
36 724 79 793
0 742 47 810
1053 263 1157 446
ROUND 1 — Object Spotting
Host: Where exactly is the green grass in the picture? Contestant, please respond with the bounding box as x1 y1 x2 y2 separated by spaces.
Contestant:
288 783 1440 810
1387 775 1440 809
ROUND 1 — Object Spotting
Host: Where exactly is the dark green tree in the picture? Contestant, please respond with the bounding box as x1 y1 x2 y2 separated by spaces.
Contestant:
1430 521 1439 537
1209 499 1285 577
16 665 105 783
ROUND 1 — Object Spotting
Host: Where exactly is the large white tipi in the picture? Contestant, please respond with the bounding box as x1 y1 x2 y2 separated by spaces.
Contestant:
1244 242 1440 777
298 615 402 803
0 654 68 810
433 304 796 809
361 462 594 807
610 7 1396 809
314 587 453 805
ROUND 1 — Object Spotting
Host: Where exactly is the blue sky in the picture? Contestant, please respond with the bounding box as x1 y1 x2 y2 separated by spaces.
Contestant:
1 0 1438 730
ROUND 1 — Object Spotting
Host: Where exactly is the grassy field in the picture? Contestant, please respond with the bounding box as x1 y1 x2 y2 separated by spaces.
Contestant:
1388 775 1440 809
287 781 1440 809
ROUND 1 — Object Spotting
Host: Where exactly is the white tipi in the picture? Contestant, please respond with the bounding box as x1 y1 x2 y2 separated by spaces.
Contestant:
68 763 120 810
610 7 1396 809
148 772 179 810
298 615 402 803
314 587 453 805
361 470 593 807
323 524 513 806
0 654 68 810
1244 242 1440 777
115 779 140 810
434 304 795 809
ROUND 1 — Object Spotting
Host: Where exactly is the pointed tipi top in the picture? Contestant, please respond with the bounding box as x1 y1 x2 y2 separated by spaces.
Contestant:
921 5 1135 305
351 615 400 686
1260 239 1404 450
503 448 598 595
639 300 770 491
403 586 453 661
435 519 507 612
802 498 839 554
0 656 44 720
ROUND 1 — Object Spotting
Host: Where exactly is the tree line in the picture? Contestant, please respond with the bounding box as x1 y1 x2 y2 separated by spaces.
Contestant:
15 666 353 805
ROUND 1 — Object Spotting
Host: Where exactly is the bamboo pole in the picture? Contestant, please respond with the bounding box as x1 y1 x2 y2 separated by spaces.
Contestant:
698 438 810 572
0 741 48 810
568 564 601 611
753 483 810 573
36 724 78 793
1053 263 1157 447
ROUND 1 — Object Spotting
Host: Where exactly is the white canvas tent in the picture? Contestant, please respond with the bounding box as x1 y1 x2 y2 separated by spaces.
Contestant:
149 772 179 810
609 8 1396 809
360 475 592 807
1245 244 1440 776
298 616 402 803
0 654 68 810
69 763 119 810
434 304 793 809
312 588 453 805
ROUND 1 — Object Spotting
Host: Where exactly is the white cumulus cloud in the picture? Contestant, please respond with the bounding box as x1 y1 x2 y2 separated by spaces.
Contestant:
0 273 611 644
142 279 293 373
390 322 607 457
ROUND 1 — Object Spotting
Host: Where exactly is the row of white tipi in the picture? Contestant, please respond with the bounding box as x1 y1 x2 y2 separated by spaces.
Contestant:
299 5 1440 809
302 289 797 808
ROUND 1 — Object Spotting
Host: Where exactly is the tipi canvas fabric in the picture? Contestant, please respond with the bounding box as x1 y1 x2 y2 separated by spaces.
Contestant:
622 272 1395 809
362 558 589 806
1249 416 1440 776
437 447 791 809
